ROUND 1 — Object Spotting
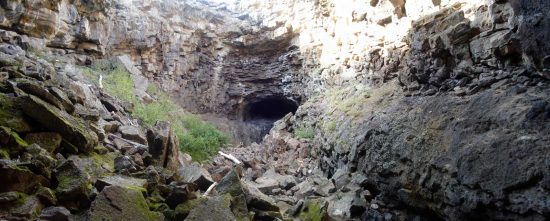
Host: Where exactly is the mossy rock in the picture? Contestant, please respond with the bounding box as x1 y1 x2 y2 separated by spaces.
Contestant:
54 160 93 207
24 132 62 154
173 197 208 221
298 199 329 221
0 126 29 156
19 95 98 153
0 94 32 133
0 159 49 194
185 194 236 221
89 185 163 221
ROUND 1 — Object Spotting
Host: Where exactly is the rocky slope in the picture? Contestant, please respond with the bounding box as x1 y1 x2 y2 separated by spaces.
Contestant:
1 0 549 220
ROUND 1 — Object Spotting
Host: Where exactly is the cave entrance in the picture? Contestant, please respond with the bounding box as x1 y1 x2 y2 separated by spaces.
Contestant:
242 97 298 141
244 98 298 121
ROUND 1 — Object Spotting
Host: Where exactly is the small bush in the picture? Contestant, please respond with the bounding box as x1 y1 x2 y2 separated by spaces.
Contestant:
80 60 228 161
294 126 315 139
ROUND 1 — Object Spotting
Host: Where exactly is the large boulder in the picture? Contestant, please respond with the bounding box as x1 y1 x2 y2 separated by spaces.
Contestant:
119 125 147 145
20 95 98 153
184 195 237 221
53 160 93 209
177 162 214 191
24 132 62 154
0 159 49 194
89 186 163 221
146 121 180 170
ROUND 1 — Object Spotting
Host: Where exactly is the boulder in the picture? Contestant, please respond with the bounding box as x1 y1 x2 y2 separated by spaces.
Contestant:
24 132 62 154
89 186 163 221
184 195 237 221
95 175 147 192
20 95 98 153
119 125 147 145
177 162 214 191
0 159 48 193
53 160 92 208
146 121 180 170
39 206 71 221
0 94 32 133
254 168 297 193
0 191 20 203
11 195 44 219
22 144 57 178
16 81 64 110
0 126 29 156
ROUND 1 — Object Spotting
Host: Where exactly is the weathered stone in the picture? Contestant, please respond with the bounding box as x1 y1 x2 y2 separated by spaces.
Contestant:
177 162 214 191
53 160 92 207
185 195 236 221
95 175 147 192
0 159 48 194
48 87 75 113
23 144 57 178
20 95 98 153
16 81 64 110
39 206 71 221
0 191 19 203
24 132 62 154
146 121 180 170
119 125 147 145
0 94 32 133
37 186 57 206
12 195 44 219
173 197 208 220
89 185 163 221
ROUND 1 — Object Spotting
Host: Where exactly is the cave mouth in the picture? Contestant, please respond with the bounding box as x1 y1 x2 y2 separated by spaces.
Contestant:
244 97 298 121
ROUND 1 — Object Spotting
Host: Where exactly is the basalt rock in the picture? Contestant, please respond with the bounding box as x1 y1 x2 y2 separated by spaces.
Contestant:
88 185 164 221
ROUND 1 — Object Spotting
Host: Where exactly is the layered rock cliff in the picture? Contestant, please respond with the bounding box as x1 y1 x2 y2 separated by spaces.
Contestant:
0 0 549 220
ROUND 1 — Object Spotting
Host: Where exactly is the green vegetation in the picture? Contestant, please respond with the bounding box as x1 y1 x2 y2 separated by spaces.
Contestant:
294 126 315 139
80 60 228 161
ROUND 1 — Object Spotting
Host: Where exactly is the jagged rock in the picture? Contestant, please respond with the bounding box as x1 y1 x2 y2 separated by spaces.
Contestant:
165 184 197 208
16 81 64 110
48 87 75 113
53 160 92 208
114 155 136 172
22 144 57 178
184 195 237 221
295 175 336 198
326 189 367 219
20 95 98 153
89 185 163 221
173 197 208 221
24 132 62 154
119 125 147 145
39 206 71 221
0 126 29 156
37 186 57 206
254 168 297 193
146 121 180 170
217 168 280 214
11 195 43 219
95 175 147 192
0 191 19 203
0 159 48 194
0 94 32 133
177 162 214 191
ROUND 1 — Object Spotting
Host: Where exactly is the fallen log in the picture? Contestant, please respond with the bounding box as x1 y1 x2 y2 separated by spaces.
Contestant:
219 151 242 165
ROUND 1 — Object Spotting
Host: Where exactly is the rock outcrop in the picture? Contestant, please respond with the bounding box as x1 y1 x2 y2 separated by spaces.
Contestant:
1 0 549 220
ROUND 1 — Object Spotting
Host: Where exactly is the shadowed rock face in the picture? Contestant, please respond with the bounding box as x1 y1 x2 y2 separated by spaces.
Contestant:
244 98 298 121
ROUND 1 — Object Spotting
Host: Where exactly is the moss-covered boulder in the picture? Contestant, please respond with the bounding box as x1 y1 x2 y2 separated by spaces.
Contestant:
0 94 32 133
53 160 93 209
185 194 236 221
0 126 28 157
173 197 208 220
0 159 49 194
24 132 62 154
297 199 329 221
89 185 163 221
21 144 57 178
20 95 98 153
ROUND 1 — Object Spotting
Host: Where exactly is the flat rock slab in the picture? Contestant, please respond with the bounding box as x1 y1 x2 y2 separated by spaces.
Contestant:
119 125 147 145
95 175 147 192
185 195 236 221
24 132 62 153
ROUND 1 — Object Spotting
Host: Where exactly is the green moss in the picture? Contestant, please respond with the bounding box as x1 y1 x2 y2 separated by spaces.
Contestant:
298 200 327 221
0 149 9 159
0 126 29 154
175 197 208 218
0 94 32 133
294 126 315 139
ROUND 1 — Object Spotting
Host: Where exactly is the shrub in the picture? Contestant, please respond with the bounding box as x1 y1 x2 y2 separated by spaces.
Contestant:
80 60 228 161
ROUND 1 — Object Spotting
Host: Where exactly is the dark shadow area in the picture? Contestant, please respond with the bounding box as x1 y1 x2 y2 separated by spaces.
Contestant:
244 98 298 121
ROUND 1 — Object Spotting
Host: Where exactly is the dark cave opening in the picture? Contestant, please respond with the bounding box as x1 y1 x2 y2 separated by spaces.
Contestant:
242 97 298 142
244 97 298 121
